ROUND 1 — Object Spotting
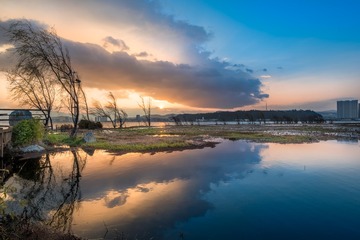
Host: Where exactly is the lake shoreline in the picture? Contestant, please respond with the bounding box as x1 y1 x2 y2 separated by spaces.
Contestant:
2 123 360 239
45 123 360 155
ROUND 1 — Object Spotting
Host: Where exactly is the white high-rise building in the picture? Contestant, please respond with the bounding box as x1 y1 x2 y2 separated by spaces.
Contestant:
337 100 359 119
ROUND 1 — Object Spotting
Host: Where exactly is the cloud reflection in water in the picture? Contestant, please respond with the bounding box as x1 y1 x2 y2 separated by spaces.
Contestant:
72 140 265 238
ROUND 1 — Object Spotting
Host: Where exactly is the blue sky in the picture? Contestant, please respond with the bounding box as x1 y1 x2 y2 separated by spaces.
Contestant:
163 0 360 42
0 0 360 112
160 0 360 110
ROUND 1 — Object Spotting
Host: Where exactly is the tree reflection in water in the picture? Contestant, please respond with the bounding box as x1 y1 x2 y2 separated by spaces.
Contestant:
5 141 266 239
48 150 85 232
5 149 86 234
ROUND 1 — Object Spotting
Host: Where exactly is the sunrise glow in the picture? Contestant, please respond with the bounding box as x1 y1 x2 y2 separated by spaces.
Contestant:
0 0 359 115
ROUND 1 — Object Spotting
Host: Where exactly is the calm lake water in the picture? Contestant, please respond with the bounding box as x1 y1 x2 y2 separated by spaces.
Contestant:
5 140 360 239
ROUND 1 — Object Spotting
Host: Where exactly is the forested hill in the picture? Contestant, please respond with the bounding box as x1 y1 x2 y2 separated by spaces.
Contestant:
173 110 324 124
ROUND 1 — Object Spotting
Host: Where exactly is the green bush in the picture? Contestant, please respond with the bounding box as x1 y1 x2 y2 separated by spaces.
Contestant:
78 119 103 129
11 119 45 147
96 121 103 129
59 124 73 132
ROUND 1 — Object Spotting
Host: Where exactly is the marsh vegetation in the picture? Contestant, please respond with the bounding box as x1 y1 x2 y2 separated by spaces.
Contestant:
44 123 360 153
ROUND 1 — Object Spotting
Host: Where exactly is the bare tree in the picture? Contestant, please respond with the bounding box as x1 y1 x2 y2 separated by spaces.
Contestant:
6 20 82 137
91 100 114 127
6 64 60 129
107 92 128 128
79 82 90 121
138 96 152 127
171 116 183 126
49 149 84 233
8 150 86 235
106 92 119 128
117 109 128 128
91 92 127 128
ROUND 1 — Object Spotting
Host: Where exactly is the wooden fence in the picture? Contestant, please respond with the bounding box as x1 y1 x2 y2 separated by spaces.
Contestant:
0 127 12 158
0 109 44 158
0 109 44 127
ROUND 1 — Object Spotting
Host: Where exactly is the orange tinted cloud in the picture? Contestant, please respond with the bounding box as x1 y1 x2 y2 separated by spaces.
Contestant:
0 18 268 109
65 39 268 108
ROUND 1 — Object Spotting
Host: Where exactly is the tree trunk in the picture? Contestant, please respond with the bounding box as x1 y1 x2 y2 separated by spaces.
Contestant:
70 99 80 138
49 116 54 130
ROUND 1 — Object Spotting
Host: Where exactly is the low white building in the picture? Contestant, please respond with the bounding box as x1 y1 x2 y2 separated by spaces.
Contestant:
95 116 109 122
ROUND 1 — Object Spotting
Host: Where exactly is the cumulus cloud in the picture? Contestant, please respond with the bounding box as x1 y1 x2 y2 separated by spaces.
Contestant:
0 4 269 109
97 0 211 45
0 19 49 70
104 192 129 208
78 141 265 238
81 0 212 64
260 75 272 79
233 64 245 68
102 36 129 52
133 51 150 58
0 18 268 108
0 24 10 46
245 68 254 74
65 40 268 108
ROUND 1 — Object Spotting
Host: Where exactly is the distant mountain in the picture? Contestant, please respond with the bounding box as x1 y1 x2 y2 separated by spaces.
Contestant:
172 110 324 124
317 110 337 119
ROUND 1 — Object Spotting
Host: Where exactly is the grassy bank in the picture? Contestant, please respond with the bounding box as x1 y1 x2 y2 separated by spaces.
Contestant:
43 124 360 153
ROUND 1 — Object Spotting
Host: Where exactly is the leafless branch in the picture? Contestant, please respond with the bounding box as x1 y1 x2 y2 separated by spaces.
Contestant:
138 96 151 127
6 20 83 137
